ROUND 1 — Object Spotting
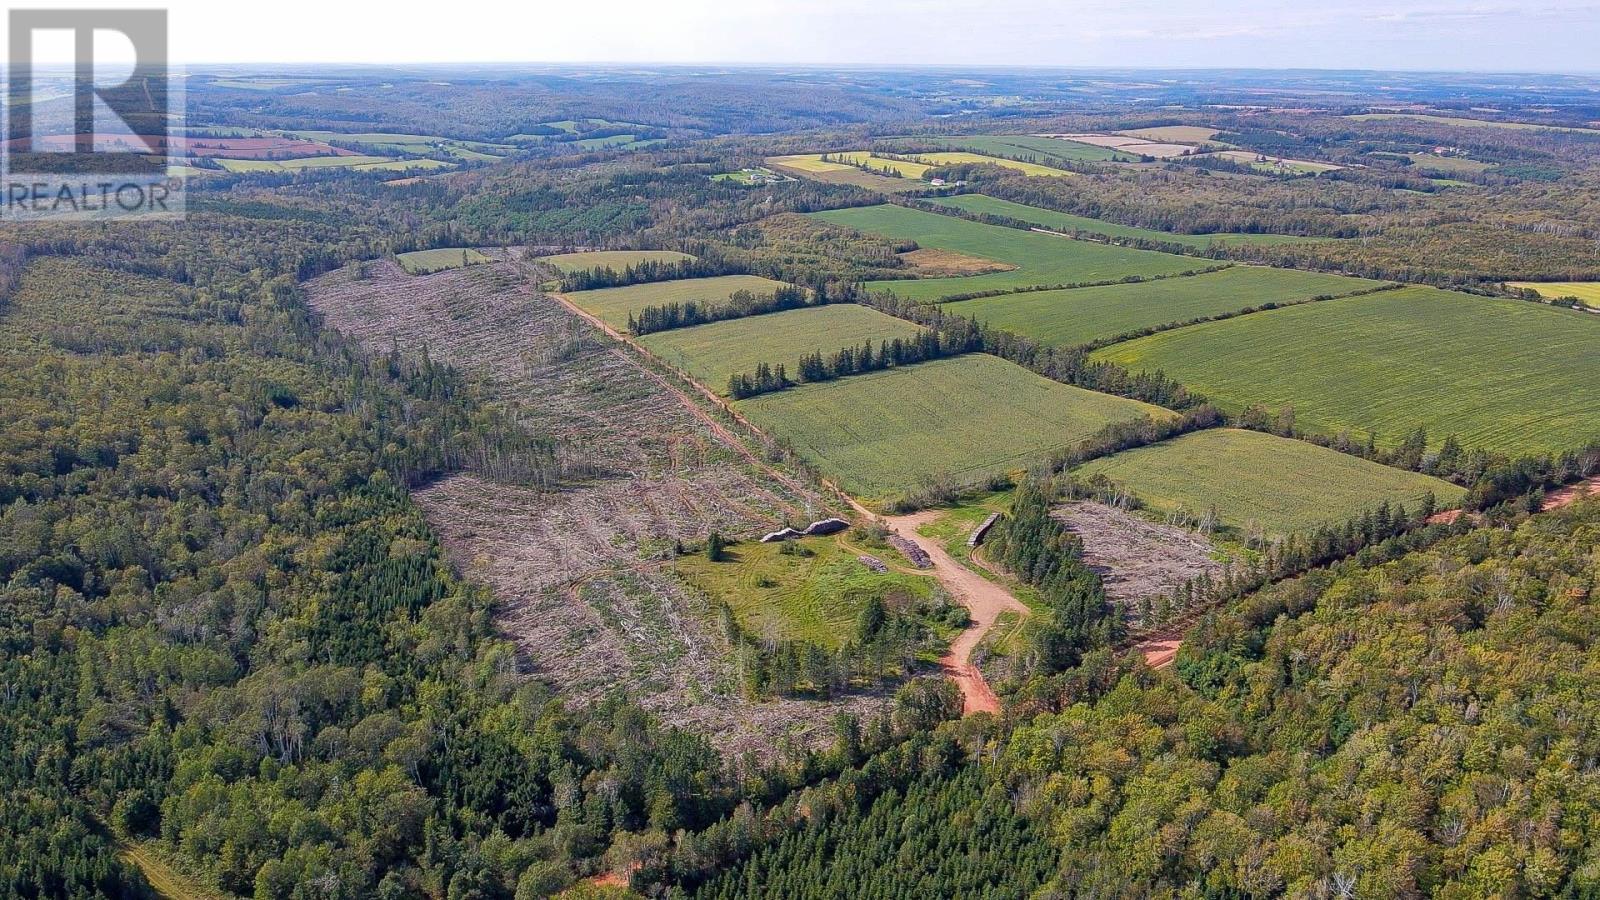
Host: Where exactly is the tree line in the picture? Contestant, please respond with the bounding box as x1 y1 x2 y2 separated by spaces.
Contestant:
628 284 813 335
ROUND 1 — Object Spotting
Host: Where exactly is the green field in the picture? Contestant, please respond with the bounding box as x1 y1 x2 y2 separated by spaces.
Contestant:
1072 429 1467 537
1093 287 1600 454
1117 125 1222 144
1406 152 1493 175
539 249 694 273
910 151 1073 177
641 304 925 393
350 158 455 172
906 134 1135 164
215 154 393 172
944 267 1386 347
767 155 931 193
736 354 1176 499
396 247 492 274
1348 113 1600 134
1509 281 1600 306
1206 150 1341 174
674 537 935 649
811 205 1200 301
922 195 1337 248
563 274 795 331
834 152 935 178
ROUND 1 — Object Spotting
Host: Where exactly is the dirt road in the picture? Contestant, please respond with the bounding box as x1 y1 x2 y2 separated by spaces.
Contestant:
877 508 1031 715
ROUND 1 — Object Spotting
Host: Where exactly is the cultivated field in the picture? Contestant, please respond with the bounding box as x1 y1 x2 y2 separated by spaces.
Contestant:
1072 429 1467 536
214 154 394 172
1043 133 1197 158
539 249 695 273
1407 152 1493 175
1509 281 1600 306
640 304 926 393
563 274 795 331
834 151 935 178
736 353 1177 499
1206 150 1341 174
1348 113 1600 134
906 134 1135 163
811 205 1200 301
944 266 1385 347
675 537 935 648
1116 125 1222 143
923 195 1339 247
767 154 929 193
1094 287 1600 454
910 151 1074 177
396 247 493 274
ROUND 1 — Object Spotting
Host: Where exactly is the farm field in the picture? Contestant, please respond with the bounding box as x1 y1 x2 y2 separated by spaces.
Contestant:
639 304 926 393
834 152 934 178
1205 150 1341 174
923 195 1339 247
735 353 1177 500
944 266 1386 347
562 274 794 331
811 204 1200 301
1093 286 1600 454
674 537 935 649
396 247 493 274
350 158 455 172
1072 429 1467 537
766 154 931 193
213 154 393 172
903 134 1134 163
1508 281 1600 306
910 151 1073 177
1347 113 1600 134
539 249 695 273
1116 125 1222 143
1043 133 1196 158
1406 152 1493 174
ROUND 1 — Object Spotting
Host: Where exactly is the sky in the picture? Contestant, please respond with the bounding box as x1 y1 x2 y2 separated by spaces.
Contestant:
11 0 1600 72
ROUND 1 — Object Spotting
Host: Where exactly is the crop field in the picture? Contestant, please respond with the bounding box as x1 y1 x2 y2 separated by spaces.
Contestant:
641 304 925 393
944 266 1386 347
1509 281 1600 306
1347 113 1600 134
1072 429 1467 537
563 274 795 331
396 247 493 274
539 249 695 273
1117 125 1222 143
904 134 1135 163
811 205 1200 301
350 158 455 172
909 151 1074 177
675 537 935 648
1093 287 1600 454
1206 150 1341 174
736 353 1177 499
834 152 934 178
213 154 394 172
1407 152 1493 175
923 195 1338 247
1044 133 1196 158
766 155 929 193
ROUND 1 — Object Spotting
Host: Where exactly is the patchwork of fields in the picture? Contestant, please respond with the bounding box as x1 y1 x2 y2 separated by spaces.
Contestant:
735 354 1177 499
811 205 1200 301
563 274 795 331
640 304 926 393
923 195 1337 247
1093 287 1600 454
1073 428 1467 536
944 266 1386 347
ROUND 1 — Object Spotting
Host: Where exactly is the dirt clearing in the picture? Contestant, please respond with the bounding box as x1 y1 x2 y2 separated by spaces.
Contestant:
1053 501 1222 606
899 247 1016 277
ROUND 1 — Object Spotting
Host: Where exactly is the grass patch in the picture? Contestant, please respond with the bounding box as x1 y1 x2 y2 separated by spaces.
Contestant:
396 248 492 274
214 155 393 172
1073 429 1466 537
675 537 934 648
943 266 1385 347
905 134 1135 164
735 354 1177 500
351 158 455 172
767 155 929 193
1508 281 1600 306
923 195 1338 248
1205 150 1341 174
641 304 925 394
1406 152 1493 175
1093 286 1600 455
1117 125 1221 143
562 274 793 332
539 249 695 274
810 205 1199 301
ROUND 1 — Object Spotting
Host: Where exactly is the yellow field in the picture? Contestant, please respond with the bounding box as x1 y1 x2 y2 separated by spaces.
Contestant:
1117 125 1220 143
767 154 856 173
1509 282 1600 306
912 151 1073 177
835 152 933 178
